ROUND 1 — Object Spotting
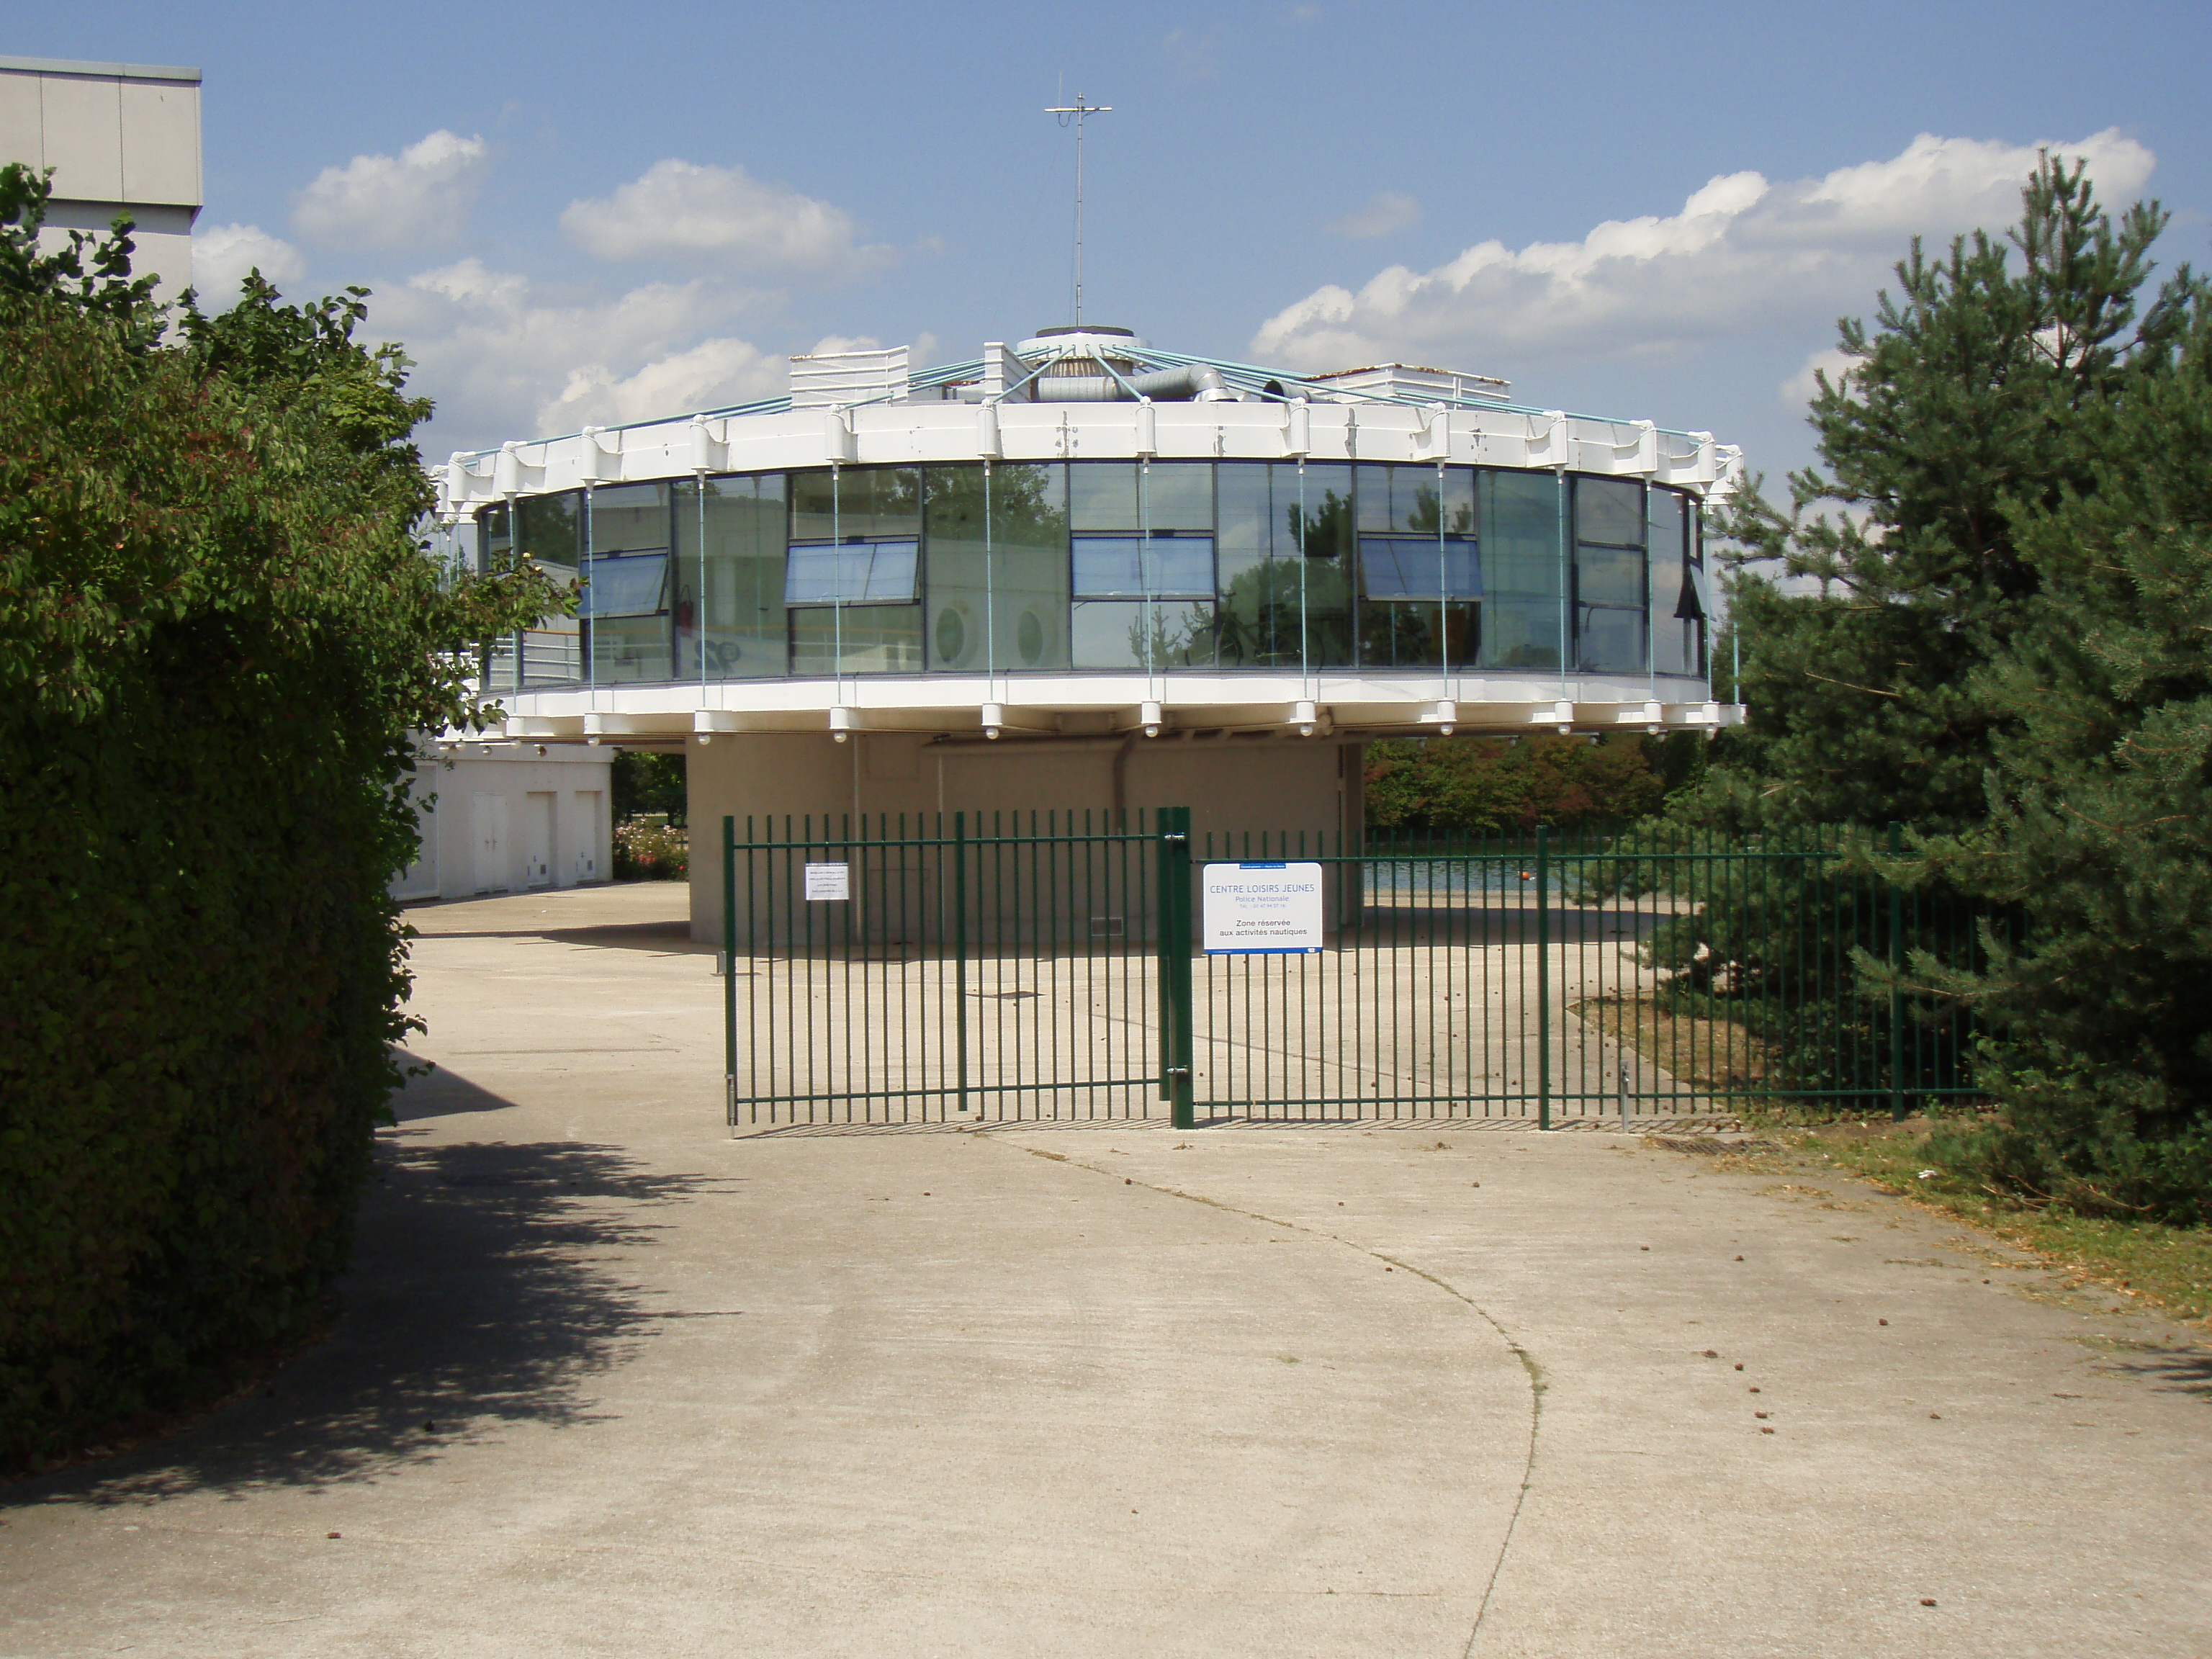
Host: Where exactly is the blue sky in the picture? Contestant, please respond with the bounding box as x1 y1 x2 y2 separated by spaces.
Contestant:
17 1 2211 477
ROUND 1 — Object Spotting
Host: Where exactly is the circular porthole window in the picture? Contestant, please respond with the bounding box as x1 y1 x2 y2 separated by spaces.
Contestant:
1017 608 1045 665
935 607 966 664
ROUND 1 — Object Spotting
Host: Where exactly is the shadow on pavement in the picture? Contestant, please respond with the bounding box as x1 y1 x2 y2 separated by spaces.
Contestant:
409 918 709 956
4 1087 734 1509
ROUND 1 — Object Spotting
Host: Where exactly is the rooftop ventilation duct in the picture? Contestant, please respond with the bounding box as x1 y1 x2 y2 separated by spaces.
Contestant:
1033 364 1231 403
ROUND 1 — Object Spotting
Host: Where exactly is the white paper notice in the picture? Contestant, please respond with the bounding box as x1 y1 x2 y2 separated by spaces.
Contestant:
1202 862 1323 953
803 862 850 902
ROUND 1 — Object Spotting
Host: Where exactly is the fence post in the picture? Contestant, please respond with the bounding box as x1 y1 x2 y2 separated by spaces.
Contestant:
953 811 970 1118
1157 806 1195 1130
1536 823 1551 1131
1888 819 1906 1123
722 815 738 1129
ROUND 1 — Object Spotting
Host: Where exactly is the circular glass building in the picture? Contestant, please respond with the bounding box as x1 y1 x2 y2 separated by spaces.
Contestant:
438 328 1743 939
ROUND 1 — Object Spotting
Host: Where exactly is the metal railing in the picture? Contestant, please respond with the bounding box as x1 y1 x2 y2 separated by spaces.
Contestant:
721 814 1994 1131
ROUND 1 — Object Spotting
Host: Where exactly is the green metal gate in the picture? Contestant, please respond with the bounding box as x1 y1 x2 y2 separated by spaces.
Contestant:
721 813 1990 1130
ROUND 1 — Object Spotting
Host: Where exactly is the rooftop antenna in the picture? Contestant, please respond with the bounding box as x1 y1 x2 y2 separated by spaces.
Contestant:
1046 89 1111 325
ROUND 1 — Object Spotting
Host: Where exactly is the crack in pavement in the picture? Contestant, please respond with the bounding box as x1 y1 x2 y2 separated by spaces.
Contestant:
984 1133 1545 1653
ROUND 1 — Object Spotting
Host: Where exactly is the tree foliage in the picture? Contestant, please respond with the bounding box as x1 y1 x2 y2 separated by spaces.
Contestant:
0 166 565 1465
1695 156 2212 1219
1364 732 1683 835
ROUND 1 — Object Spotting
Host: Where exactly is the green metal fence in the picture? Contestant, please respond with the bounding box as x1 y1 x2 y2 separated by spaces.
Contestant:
721 813 1992 1131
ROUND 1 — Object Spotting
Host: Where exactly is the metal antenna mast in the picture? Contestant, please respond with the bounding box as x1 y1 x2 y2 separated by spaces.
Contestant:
1046 92 1112 324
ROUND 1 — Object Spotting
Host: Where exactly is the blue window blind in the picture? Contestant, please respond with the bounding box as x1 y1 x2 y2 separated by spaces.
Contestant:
1071 535 1215 599
580 550 669 619
784 540 920 605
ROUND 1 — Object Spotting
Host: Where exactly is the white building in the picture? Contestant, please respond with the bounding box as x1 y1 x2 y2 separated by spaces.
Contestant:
435 328 1744 942
0 54 202 300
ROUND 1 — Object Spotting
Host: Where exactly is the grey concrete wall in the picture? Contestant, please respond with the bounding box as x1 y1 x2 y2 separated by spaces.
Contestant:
0 57 202 300
688 732 1363 947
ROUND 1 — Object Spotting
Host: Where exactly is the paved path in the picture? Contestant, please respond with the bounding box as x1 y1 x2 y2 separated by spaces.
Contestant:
4 884 2207 1657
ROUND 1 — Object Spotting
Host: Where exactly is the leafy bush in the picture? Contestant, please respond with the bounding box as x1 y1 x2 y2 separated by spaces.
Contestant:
1364 732 1679 835
613 819 689 881
0 167 562 1467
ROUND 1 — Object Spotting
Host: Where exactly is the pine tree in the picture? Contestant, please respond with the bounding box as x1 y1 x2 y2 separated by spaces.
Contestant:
1927 283 2212 1219
1706 157 2186 833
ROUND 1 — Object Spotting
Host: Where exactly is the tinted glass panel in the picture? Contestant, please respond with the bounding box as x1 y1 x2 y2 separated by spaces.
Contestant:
1360 536 1480 600
1576 543 1645 607
1482 470 1562 597
1071 535 1214 598
1478 598 1565 671
514 492 580 574
1577 606 1646 674
788 467 921 541
1214 549 1301 667
1574 476 1643 547
580 551 668 618
1069 463 1139 531
1649 485 1695 677
1146 462 1213 532
924 463 1071 672
678 474 786 679
789 606 922 674
1360 602 1478 668
1070 601 1215 669
784 541 919 604
589 482 668 554
1357 464 1474 534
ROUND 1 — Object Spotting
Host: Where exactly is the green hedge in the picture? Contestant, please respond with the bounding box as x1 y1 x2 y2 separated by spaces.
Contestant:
0 189 561 1467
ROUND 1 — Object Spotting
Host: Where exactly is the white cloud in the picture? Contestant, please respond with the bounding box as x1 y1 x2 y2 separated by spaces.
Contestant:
293 130 490 251
192 222 304 302
560 160 890 275
369 258 781 446
1253 130 2157 374
1327 191 1421 239
1780 345 1855 408
537 336 783 433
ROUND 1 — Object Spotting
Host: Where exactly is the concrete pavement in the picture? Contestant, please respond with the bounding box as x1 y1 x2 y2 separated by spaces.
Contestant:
2 882 2206 1657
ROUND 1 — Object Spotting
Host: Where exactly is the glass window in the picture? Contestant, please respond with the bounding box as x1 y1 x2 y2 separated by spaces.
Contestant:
1070 601 1216 670
784 541 919 604
1574 476 1644 547
1145 462 1213 531
477 503 512 572
1069 463 1139 531
678 474 786 680
1359 536 1480 601
925 463 1071 673
588 482 669 554
1359 602 1478 669
514 492 581 575
789 606 922 675
1577 605 1647 674
1288 463 1354 666
1215 462 1300 668
1071 534 1215 599
1576 543 1645 608
1650 485 1699 678
788 467 921 541
1479 598 1565 671
1482 471 1563 598
1357 464 1475 535
580 551 669 617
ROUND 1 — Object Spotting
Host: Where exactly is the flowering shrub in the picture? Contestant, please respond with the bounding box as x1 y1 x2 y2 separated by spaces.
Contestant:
614 819 688 881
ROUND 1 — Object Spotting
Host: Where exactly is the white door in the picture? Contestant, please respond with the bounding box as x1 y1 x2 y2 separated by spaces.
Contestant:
573 791 602 881
471 792 511 894
523 791 555 887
